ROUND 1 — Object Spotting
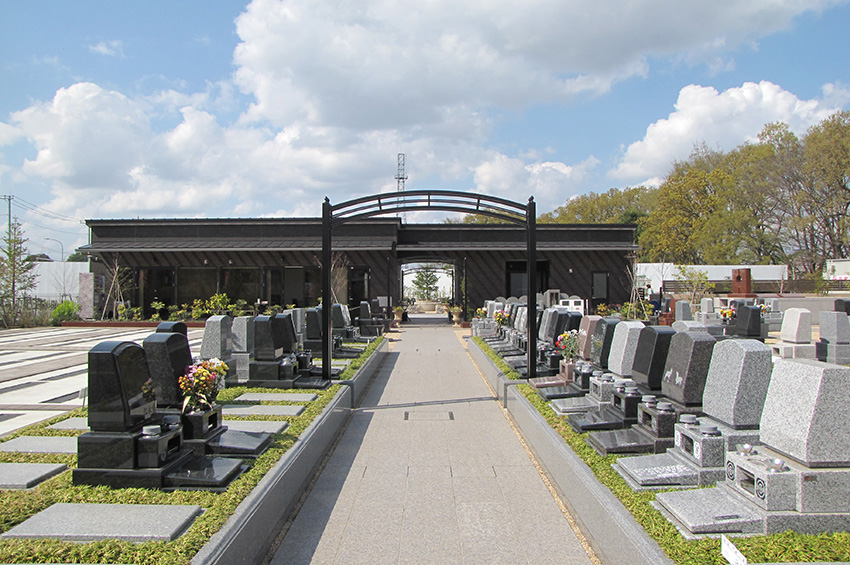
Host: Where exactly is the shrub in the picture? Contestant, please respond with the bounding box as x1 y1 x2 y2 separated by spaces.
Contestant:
50 300 79 326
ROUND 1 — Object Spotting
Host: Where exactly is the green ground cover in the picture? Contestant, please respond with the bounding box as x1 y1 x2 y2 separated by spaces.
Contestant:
0 337 383 564
472 337 850 565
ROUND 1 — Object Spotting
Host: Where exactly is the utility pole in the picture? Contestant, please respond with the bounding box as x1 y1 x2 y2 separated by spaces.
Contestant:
395 153 407 222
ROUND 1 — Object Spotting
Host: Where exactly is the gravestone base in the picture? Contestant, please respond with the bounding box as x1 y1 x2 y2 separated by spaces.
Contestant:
726 446 850 513
615 418 762 490
654 482 850 537
815 341 850 364
567 388 642 432
586 426 675 456
550 375 633 415
231 352 252 384
528 373 569 389
773 342 816 360
248 358 296 386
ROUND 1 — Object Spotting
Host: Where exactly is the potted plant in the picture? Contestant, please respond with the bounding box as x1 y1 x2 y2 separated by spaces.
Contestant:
393 305 405 323
449 305 463 325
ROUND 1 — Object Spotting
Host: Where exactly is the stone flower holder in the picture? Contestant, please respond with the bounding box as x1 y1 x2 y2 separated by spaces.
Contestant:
182 403 223 440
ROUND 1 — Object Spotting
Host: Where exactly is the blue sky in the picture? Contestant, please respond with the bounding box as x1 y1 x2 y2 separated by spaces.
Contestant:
2 0 850 259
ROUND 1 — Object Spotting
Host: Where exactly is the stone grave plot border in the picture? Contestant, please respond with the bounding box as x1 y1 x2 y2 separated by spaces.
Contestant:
0 338 388 565
469 337 850 565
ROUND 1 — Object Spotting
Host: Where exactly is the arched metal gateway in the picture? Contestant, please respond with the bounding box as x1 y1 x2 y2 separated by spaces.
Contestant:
322 190 539 379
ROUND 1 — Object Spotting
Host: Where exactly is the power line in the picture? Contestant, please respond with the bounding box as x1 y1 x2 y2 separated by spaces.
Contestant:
13 197 83 223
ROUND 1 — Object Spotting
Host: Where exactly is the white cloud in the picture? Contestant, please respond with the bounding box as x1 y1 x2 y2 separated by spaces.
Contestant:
88 40 125 58
231 0 833 129
0 122 22 146
609 81 841 184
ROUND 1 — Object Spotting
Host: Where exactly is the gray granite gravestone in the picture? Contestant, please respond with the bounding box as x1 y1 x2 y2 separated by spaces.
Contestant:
816 311 850 364
200 315 233 361
230 315 256 383
773 308 816 359
616 339 772 489
675 300 692 321
655 358 850 535
606 320 645 377
671 320 706 333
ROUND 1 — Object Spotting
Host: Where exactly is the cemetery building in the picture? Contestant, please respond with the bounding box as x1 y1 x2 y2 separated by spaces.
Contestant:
78 217 637 317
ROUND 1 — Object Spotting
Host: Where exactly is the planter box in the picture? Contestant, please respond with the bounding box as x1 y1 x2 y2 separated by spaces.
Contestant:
469 339 672 565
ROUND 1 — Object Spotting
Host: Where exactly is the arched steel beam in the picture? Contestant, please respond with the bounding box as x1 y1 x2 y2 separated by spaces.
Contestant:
322 190 537 380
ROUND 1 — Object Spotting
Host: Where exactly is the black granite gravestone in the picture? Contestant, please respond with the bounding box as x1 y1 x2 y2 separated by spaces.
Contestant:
730 305 762 339
631 325 676 393
75 341 241 490
156 321 188 337
585 332 716 455
253 315 286 361
143 332 193 409
835 299 850 316
589 317 620 369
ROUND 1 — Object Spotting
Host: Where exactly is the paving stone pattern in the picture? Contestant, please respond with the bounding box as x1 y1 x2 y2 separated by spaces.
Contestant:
271 317 592 565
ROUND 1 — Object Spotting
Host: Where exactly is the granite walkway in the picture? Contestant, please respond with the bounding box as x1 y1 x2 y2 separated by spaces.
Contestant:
269 314 595 565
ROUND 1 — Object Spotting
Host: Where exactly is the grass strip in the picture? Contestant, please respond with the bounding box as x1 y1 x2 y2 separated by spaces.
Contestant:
0 339 383 564
473 337 850 565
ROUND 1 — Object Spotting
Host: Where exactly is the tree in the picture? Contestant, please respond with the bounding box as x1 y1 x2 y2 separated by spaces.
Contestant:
0 219 39 327
411 265 439 300
539 185 656 225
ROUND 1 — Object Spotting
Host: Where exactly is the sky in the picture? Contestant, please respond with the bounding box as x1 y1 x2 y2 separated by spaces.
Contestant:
2 0 850 260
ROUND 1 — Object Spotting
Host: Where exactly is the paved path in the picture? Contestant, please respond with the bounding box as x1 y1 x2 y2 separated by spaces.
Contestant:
270 314 594 565
0 326 204 437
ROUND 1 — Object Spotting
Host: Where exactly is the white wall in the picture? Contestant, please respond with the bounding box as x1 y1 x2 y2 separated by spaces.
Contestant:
31 262 90 302
635 263 788 291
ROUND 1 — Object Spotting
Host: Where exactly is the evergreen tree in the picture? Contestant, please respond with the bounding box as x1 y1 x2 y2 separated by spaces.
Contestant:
0 219 38 327
411 265 440 300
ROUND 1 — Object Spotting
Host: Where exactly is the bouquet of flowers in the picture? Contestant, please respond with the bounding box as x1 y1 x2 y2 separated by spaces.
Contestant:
757 303 770 314
179 358 228 413
719 308 735 319
555 329 579 359
494 310 509 326
475 307 487 319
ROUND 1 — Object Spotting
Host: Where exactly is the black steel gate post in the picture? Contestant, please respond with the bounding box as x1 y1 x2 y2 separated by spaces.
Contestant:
322 198 332 380
526 197 537 380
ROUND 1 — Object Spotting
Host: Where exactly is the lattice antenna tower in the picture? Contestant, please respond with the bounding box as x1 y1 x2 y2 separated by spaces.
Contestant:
395 153 408 221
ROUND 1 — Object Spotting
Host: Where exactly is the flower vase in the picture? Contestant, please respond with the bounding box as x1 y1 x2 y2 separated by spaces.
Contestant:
559 359 575 383
452 311 462 326
181 403 223 440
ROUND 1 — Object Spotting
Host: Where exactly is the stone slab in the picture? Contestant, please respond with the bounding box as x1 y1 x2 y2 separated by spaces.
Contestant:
48 417 89 430
0 462 67 489
0 503 202 542
0 436 78 454
222 404 305 417
233 392 318 402
222 419 290 435
780 308 812 344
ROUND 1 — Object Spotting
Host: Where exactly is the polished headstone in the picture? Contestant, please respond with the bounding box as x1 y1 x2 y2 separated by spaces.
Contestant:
819 311 850 344
631 325 676 392
577 315 602 360
760 358 850 467
143 332 193 408
305 308 322 340
156 321 188 337
675 300 693 321
589 317 620 369
780 308 812 344
732 305 762 338
606 321 644 377
87 341 156 432
200 315 233 360
671 320 706 333
231 316 255 353
253 315 286 360
701 339 773 429
661 332 716 406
